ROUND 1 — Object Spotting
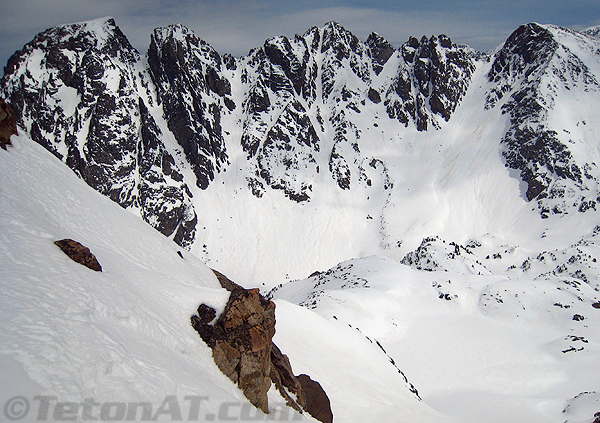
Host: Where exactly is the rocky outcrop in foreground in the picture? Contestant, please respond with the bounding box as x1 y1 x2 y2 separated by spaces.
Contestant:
191 270 333 422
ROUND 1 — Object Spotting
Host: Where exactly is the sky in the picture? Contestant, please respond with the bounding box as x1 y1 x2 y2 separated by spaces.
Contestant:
1 0 599 68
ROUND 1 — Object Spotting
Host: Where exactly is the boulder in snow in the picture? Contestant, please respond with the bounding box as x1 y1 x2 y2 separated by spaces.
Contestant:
54 238 102 271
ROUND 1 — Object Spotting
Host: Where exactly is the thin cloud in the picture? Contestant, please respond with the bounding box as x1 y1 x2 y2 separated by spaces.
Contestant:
1 0 599 66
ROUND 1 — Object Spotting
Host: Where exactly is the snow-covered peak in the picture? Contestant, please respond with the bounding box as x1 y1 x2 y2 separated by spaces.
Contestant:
4 17 600 289
152 23 192 41
150 23 224 71
320 21 362 53
483 22 600 219
44 17 138 63
581 24 600 38
487 23 556 90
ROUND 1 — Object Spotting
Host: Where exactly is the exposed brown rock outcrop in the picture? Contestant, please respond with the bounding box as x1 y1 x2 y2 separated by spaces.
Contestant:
297 374 333 423
191 269 333 422
0 98 17 150
54 239 102 271
269 343 306 413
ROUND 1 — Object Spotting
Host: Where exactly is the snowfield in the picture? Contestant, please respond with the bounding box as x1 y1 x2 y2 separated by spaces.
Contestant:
2 133 600 422
1 134 451 422
271 252 600 423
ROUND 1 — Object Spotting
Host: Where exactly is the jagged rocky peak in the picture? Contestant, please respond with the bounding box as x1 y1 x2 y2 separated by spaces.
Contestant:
263 34 310 97
302 25 322 53
1 15 143 174
487 23 558 99
2 17 138 135
149 24 229 95
487 22 600 217
5 17 138 79
321 21 362 57
582 25 600 38
386 32 476 130
0 17 198 249
319 21 372 90
366 32 394 75
148 23 230 190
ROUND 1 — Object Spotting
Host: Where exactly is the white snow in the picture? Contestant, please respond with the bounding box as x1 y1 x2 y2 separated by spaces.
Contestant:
0 134 450 422
271 253 600 423
0 134 288 421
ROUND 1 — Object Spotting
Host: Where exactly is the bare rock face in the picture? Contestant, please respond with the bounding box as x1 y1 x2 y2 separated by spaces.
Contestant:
192 276 275 413
385 34 476 131
366 32 394 75
215 287 275 413
297 374 333 423
269 343 306 413
54 239 102 271
147 24 230 190
191 270 333 421
0 98 17 150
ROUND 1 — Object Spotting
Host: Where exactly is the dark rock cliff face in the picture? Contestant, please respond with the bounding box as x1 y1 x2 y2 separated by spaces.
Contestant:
137 99 197 246
385 34 476 131
486 23 600 217
240 35 322 201
147 25 231 190
0 18 197 248
366 32 394 76
263 35 310 97
192 270 333 422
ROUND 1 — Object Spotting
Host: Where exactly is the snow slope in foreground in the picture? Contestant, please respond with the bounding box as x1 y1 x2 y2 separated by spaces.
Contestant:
0 134 449 422
0 133 241 419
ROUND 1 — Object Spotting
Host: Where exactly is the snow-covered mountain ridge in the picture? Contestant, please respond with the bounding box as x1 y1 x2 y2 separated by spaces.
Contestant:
3 18 600 287
2 17 600 423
